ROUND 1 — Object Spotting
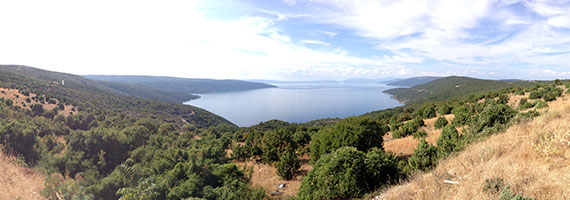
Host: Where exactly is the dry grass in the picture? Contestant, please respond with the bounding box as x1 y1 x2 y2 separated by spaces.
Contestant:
235 155 313 199
376 94 570 200
384 114 455 157
0 88 76 116
0 152 45 200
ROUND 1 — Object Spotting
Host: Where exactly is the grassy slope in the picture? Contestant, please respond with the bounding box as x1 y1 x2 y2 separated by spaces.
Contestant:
0 65 232 128
84 75 277 94
376 94 570 200
384 76 535 105
0 152 45 200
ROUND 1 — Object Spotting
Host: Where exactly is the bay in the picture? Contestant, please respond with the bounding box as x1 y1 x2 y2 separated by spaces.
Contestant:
184 83 403 127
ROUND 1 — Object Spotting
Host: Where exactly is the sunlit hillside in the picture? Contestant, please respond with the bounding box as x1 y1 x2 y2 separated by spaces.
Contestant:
375 93 570 199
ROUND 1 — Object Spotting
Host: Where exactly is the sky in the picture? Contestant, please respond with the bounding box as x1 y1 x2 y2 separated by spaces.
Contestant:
1 0 570 81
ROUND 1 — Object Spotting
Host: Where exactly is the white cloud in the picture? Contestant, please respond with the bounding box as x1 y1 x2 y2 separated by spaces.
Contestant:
293 0 570 78
302 40 331 46
0 0 400 80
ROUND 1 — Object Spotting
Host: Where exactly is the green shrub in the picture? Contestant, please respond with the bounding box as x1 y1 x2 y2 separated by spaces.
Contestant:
438 104 452 115
276 150 300 180
534 100 548 108
470 104 517 134
529 89 545 99
408 139 438 171
420 104 437 119
518 98 535 110
310 117 386 162
299 147 367 200
452 112 470 126
543 91 556 102
499 186 535 200
392 129 404 139
402 121 420 136
412 129 427 139
230 144 249 161
483 177 505 194
434 116 448 129
437 125 461 158
298 147 401 200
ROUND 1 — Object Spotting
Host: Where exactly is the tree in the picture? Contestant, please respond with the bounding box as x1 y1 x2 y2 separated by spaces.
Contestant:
299 147 367 200
261 128 296 163
276 150 300 180
438 104 452 115
420 104 437 119
434 116 448 129
31 104 45 116
364 148 402 189
437 125 461 158
408 139 438 171
412 129 427 139
299 147 402 200
470 104 517 134
310 117 386 162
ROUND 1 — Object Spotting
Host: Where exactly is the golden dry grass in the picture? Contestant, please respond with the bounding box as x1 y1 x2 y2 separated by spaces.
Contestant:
375 94 570 200
384 114 455 157
0 152 45 200
235 155 313 199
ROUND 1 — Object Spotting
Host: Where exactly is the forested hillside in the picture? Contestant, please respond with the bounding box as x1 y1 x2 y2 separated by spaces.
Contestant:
84 75 276 94
386 76 442 87
0 65 230 127
384 76 536 105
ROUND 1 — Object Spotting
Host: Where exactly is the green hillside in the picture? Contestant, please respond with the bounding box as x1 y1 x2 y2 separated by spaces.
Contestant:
384 76 535 105
0 65 231 128
84 75 276 94
386 76 442 87
96 81 199 103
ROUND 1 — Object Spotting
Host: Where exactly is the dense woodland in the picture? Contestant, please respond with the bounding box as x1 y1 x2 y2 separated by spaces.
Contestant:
0 65 568 199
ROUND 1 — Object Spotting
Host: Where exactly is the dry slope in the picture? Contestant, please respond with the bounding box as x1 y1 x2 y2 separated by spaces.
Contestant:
376 96 570 199
0 152 45 200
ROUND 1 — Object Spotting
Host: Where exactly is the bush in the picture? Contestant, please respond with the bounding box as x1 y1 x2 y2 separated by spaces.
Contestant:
298 147 401 200
276 150 300 180
437 125 461 158
483 177 505 194
529 89 545 99
452 112 470 126
535 100 548 109
299 147 367 200
230 144 249 162
518 98 535 110
543 91 556 102
310 117 386 162
412 129 427 139
438 104 452 115
499 186 535 200
408 139 438 171
392 129 404 139
434 116 448 129
470 104 517 134
420 104 437 119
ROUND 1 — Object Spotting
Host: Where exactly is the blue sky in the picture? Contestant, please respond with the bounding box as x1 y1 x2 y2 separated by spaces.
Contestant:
1 0 570 80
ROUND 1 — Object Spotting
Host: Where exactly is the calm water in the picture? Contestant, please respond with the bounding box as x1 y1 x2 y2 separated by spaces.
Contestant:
184 83 403 127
